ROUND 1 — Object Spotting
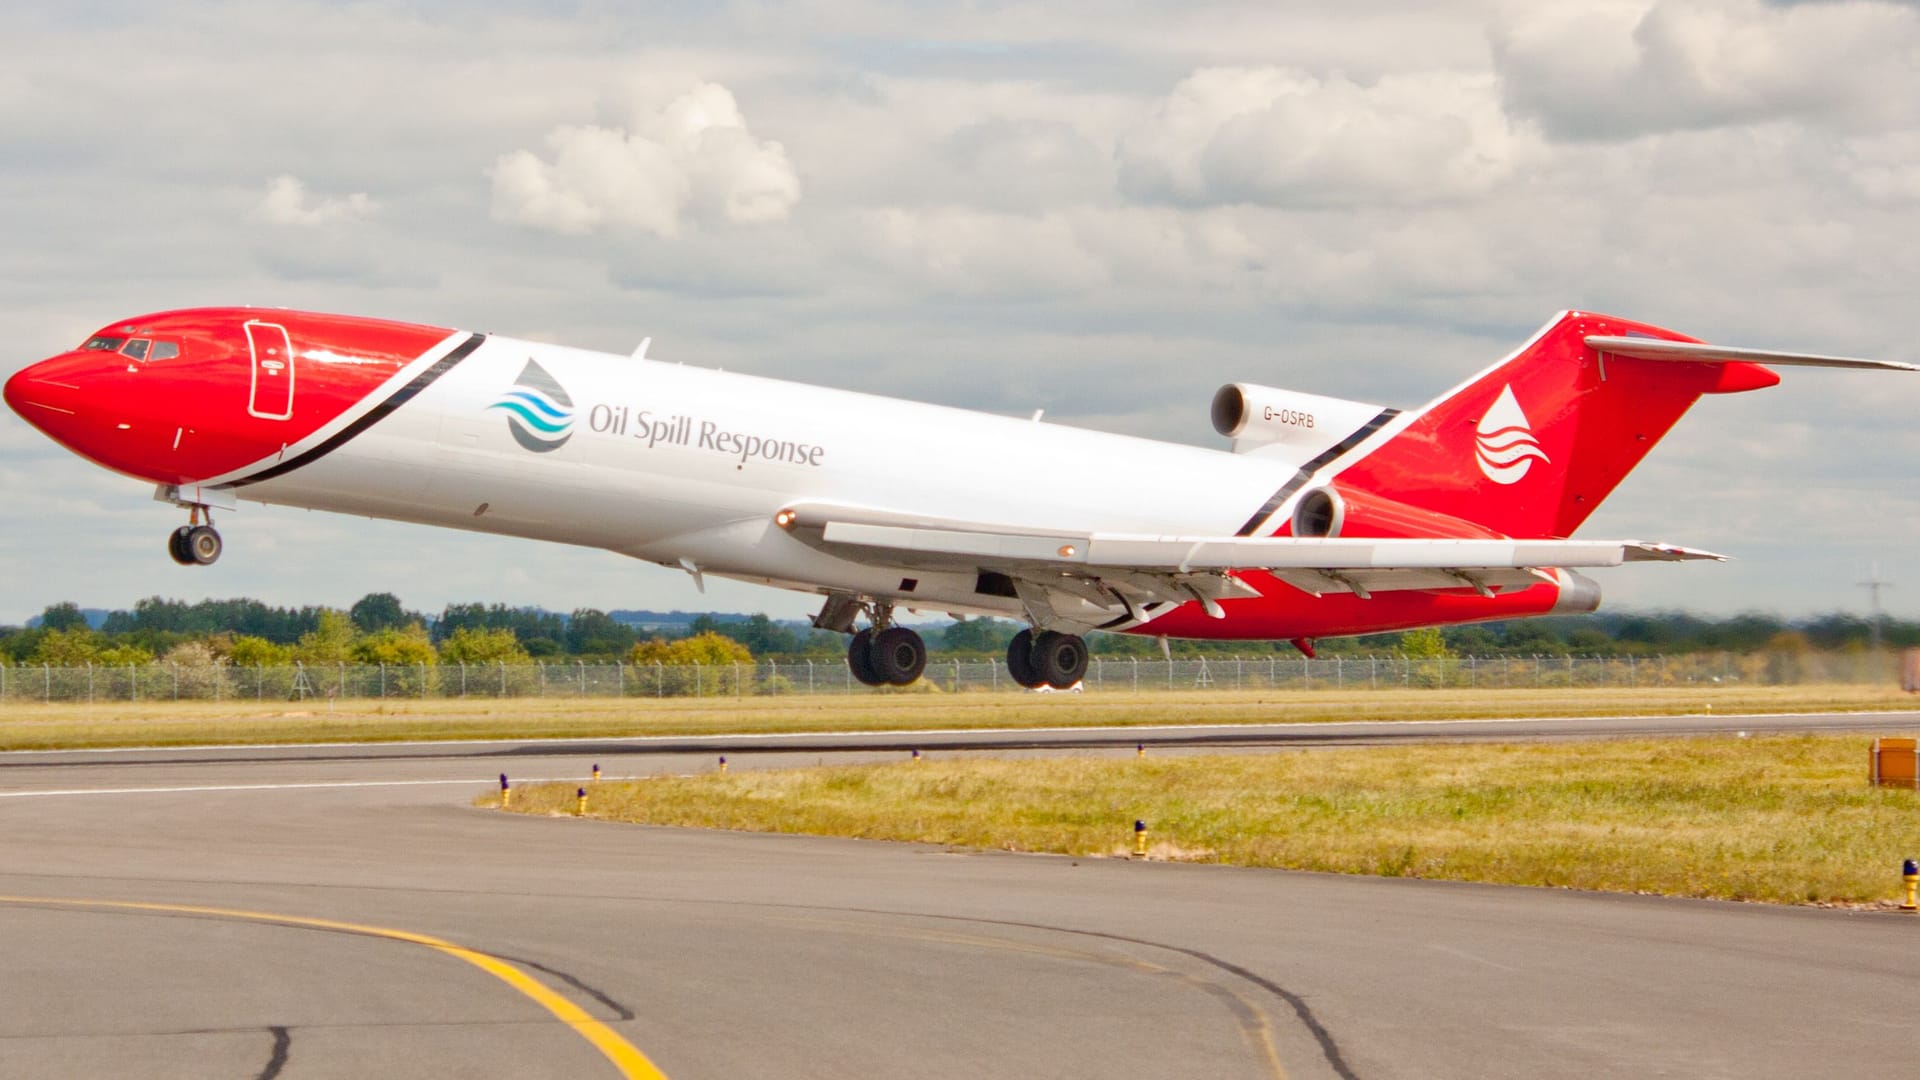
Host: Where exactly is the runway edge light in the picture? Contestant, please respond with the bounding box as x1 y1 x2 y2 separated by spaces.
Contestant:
499 773 511 809
1901 860 1917 912
576 787 588 817
1133 819 1148 858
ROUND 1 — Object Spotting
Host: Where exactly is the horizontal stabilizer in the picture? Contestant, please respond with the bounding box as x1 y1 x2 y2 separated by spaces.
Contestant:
1585 335 1919 372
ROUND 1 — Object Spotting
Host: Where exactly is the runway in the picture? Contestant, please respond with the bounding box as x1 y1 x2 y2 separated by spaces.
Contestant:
3 710 1918 1078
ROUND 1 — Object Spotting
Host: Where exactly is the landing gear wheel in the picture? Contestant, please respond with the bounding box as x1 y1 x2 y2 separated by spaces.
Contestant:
1033 630 1089 689
847 629 886 687
871 627 927 686
185 525 222 566
167 526 195 566
1005 629 1045 689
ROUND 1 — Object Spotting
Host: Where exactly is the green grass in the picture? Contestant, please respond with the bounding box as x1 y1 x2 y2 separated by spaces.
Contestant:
0 683 1908 750
493 733 1920 906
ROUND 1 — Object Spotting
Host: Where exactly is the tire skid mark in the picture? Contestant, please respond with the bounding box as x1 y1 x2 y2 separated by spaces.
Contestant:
258 1025 290 1080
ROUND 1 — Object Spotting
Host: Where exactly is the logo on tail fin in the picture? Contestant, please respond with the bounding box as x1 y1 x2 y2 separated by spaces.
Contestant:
1475 384 1548 484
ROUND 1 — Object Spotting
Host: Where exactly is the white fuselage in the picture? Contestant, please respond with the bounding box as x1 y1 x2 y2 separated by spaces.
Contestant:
241 333 1302 618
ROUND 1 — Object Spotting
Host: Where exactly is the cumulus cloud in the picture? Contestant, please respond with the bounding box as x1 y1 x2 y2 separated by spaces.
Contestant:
1116 66 1527 207
1492 0 1920 140
489 82 800 236
252 174 376 226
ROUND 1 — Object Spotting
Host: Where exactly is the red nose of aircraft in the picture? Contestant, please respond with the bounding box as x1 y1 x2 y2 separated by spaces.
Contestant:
5 351 93 453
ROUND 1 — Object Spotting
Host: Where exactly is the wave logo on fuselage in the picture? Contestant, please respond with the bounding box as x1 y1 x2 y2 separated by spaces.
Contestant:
1474 384 1548 484
490 359 574 453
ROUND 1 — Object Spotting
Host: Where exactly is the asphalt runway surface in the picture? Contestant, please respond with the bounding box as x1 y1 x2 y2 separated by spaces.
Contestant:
4 709 1919 1079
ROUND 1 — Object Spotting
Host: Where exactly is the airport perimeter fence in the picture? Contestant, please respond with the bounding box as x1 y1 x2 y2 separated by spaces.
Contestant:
0 650 1909 704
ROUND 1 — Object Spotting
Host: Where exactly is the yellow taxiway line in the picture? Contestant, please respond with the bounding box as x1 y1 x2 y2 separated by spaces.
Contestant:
0 895 667 1079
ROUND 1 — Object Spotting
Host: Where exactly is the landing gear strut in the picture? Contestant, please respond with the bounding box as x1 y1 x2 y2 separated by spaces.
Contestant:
837 600 927 687
167 506 221 566
1007 628 1089 690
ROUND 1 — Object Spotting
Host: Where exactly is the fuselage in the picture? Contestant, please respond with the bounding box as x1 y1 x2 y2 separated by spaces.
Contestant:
5 307 1572 640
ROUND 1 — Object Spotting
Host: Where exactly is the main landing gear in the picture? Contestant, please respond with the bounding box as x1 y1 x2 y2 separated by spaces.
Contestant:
838 600 928 688
1006 627 1089 690
167 507 222 566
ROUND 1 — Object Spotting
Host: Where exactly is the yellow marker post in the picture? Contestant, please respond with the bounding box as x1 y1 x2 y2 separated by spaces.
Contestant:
1136 743 1145 759
1133 819 1148 858
575 787 588 817
1903 860 1918 912
592 763 601 783
911 749 921 763
718 755 728 774
499 773 511 809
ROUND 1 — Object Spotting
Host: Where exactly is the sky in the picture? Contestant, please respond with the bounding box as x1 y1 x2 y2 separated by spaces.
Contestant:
2 0 1917 626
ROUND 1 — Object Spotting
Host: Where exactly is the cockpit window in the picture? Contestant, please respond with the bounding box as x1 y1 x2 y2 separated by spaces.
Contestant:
150 341 180 361
121 339 151 360
81 335 124 351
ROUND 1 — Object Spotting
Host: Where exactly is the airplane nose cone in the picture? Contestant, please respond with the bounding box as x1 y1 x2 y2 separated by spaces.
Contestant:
6 353 89 444
6 357 78 415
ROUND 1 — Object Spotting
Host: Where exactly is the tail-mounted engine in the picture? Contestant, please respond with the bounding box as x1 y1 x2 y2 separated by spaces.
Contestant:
1210 384 1386 457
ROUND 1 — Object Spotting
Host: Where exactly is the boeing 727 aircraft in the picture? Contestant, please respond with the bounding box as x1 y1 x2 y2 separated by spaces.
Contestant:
6 308 1911 687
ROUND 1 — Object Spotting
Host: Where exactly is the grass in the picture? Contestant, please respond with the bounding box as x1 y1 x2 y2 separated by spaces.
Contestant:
492 733 1920 906
0 683 1908 751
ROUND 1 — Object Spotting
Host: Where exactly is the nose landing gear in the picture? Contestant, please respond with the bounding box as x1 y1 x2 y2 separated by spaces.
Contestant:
167 507 222 566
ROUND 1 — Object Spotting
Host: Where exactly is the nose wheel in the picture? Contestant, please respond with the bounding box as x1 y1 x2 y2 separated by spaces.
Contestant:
167 509 222 566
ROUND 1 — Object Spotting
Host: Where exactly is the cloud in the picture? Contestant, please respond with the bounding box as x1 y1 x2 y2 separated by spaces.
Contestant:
1116 66 1527 207
1492 0 1920 140
489 82 800 236
252 174 376 226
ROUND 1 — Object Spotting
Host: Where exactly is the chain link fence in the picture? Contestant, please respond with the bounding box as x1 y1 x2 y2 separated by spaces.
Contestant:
0 650 1909 703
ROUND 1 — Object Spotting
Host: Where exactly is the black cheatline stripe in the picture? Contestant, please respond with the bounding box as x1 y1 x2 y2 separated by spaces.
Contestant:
1232 407 1401 536
231 332 487 488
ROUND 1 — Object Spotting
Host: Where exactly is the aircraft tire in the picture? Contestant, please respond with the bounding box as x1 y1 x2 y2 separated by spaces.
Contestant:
185 525 222 566
167 526 195 566
1005 629 1046 689
871 627 927 686
1034 630 1089 689
847 629 886 687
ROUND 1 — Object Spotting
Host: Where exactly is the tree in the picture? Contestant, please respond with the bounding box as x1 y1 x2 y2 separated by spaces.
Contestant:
293 610 358 664
565 608 636 656
350 592 412 633
228 635 294 666
351 624 437 666
630 632 753 666
38 602 90 632
940 617 1018 655
30 628 101 665
438 627 532 665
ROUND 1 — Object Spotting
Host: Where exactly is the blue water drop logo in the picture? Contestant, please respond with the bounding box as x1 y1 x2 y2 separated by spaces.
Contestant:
490 359 574 453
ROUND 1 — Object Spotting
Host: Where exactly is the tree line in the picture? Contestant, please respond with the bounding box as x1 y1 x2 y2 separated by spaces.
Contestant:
2 594 1913 668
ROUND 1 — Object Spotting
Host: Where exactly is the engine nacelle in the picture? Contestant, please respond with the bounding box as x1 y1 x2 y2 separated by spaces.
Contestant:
1289 483 1504 540
1210 384 1386 458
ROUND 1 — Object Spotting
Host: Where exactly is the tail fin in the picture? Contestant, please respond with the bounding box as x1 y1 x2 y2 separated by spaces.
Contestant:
1328 311 1779 539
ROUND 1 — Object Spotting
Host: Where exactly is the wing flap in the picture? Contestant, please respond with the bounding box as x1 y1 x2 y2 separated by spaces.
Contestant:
815 520 1724 573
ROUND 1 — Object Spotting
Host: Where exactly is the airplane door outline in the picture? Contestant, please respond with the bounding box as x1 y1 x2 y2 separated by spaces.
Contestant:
245 320 295 420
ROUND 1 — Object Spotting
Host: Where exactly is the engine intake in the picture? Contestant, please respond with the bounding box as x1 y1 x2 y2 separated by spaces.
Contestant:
1210 383 1386 455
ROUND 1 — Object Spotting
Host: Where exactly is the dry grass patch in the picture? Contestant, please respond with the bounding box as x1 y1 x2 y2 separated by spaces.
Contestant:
0 683 1907 750
493 733 1920 905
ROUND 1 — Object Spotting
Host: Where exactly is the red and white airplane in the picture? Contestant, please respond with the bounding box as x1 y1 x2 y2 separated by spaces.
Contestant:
5 308 1912 687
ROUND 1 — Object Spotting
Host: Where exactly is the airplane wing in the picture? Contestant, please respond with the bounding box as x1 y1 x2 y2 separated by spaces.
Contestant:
777 504 1722 622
